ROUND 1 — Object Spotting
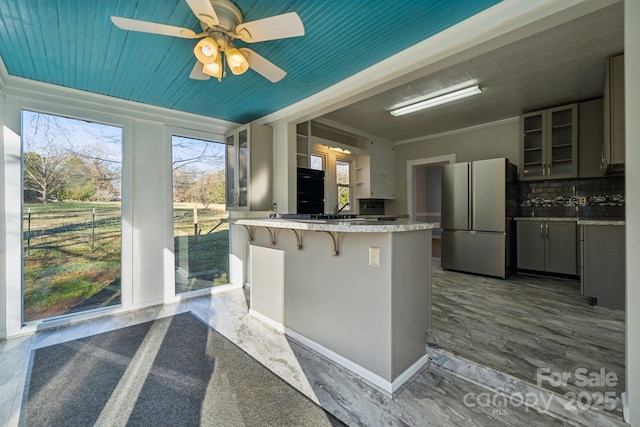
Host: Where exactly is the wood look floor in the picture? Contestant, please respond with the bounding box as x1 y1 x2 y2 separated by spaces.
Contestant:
428 258 625 412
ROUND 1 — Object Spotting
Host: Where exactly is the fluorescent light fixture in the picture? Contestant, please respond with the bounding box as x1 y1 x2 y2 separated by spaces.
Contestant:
390 84 482 117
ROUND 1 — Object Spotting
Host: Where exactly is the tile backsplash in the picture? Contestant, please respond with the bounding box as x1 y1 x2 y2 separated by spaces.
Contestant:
359 199 385 215
518 176 624 219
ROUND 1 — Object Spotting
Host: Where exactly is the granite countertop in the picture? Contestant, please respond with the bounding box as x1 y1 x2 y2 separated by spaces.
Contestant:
358 214 410 219
514 217 625 225
576 219 625 226
514 217 578 222
232 218 439 233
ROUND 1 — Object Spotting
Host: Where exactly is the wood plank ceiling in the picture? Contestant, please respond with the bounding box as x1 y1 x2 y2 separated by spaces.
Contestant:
0 0 500 124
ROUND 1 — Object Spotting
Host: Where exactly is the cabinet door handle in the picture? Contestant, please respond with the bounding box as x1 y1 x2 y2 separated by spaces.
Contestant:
542 162 546 176
548 164 551 176
540 223 544 238
546 223 549 238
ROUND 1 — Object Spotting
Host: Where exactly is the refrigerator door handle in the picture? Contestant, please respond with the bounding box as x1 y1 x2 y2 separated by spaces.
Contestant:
540 223 544 238
468 164 473 230
546 223 550 238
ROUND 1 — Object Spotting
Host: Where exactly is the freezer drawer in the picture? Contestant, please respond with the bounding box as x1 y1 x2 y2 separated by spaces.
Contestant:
441 230 507 278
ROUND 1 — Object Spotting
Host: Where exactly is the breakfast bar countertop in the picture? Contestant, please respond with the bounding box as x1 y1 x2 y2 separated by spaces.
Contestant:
232 218 439 233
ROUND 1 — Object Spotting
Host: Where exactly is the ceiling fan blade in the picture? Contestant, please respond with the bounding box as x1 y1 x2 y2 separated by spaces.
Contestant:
185 0 220 28
111 16 200 38
189 61 210 80
239 48 286 83
235 12 304 43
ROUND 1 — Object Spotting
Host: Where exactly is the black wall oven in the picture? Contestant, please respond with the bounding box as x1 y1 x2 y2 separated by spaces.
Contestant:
297 167 325 214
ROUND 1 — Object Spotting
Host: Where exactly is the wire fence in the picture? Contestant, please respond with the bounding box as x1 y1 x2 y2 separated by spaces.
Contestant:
23 206 121 257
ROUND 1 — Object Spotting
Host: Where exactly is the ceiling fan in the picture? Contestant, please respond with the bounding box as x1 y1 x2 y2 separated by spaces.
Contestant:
111 0 305 83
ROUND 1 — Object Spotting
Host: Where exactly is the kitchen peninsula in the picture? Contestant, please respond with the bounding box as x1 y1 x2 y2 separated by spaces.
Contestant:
233 218 438 394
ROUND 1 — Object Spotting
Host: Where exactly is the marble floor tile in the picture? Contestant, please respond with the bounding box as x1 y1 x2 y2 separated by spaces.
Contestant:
0 263 626 426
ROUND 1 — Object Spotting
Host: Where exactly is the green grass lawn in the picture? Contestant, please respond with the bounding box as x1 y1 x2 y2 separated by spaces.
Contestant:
173 206 229 293
23 202 122 321
23 201 230 321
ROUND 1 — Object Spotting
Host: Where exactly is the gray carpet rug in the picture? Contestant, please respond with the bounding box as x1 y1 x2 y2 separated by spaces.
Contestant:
23 312 346 426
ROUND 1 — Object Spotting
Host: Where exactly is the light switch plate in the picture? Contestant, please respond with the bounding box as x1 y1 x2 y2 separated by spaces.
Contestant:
369 247 380 267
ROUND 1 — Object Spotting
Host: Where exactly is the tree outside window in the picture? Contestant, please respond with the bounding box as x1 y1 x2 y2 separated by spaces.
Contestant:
336 159 351 212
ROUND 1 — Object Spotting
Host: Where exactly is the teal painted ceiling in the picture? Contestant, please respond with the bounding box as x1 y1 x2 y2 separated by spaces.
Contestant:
0 0 500 123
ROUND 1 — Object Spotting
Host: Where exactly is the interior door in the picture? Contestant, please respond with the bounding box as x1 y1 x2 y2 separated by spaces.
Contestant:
441 163 470 231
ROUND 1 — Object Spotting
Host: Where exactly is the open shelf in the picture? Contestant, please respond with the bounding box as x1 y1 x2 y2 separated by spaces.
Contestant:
552 123 572 130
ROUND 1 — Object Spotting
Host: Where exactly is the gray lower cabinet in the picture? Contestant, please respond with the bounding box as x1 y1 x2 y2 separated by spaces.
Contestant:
581 225 625 309
517 220 577 275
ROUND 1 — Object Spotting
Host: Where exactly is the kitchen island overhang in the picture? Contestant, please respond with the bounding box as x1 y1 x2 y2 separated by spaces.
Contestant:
233 218 438 395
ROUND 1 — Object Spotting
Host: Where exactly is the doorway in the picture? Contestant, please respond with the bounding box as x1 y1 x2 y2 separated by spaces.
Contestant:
407 154 455 258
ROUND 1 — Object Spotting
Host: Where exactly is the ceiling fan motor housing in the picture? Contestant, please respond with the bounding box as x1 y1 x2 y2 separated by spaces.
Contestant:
201 0 243 47
200 0 242 33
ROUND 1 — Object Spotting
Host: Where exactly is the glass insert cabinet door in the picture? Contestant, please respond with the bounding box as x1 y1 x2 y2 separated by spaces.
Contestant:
547 105 578 179
237 127 249 208
226 133 236 207
521 112 546 179
520 103 577 181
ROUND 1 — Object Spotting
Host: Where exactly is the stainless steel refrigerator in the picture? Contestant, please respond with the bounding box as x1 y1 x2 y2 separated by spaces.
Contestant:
441 158 517 279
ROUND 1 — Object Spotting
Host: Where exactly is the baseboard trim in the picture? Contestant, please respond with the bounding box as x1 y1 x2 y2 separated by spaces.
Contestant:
248 310 428 395
248 309 285 333
285 327 428 395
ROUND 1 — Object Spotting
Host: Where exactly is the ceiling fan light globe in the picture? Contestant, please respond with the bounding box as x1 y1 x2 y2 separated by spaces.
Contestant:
226 47 249 75
202 55 223 81
194 37 219 64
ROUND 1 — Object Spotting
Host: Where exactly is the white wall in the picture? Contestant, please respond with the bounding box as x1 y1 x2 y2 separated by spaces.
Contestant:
625 1 640 424
0 93 3 337
389 119 519 214
0 78 235 338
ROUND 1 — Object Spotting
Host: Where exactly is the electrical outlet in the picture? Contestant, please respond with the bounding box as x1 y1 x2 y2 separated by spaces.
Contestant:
578 196 588 206
369 247 380 267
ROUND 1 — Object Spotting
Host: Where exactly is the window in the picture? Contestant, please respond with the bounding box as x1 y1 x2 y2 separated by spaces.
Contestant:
22 110 122 322
336 159 352 212
310 153 324 171
172 136 229 293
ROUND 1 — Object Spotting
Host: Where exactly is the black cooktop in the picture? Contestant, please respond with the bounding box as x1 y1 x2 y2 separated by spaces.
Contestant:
279 213 358 220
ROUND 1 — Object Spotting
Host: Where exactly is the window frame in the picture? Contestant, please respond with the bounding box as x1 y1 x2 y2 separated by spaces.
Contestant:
335 157 353 213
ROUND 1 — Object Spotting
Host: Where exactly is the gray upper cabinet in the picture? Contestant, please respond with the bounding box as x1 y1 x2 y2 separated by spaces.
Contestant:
578 98 605 178
602 54 625 173
517 220 577 275
520 104 578 181
225 123 273 211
